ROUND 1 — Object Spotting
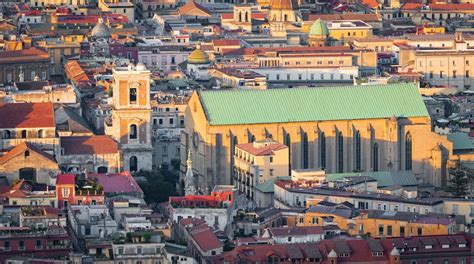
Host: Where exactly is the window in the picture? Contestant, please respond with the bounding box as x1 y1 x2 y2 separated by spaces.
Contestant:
387 225 392 236
453 70 457 78
338 132 344 173
440 71 444 78
19 240 25 250
373 143 379 171
302 132 309 169
129 88 137 104
270 157 273 163
312 217 318 224
137 247 142 254
452 204 459 214
270 169 274 176
355 130 361 171
24 150 30 158
130 156 138 172
405 132 412 170
159 119 163 125
378 225 384 235
467 71 470 78
169 118 174 125
21 130 27 138
38 129 44 138
417 227 422 236
62 188 70 198
4 241 10 250
429 72 433 79
320 132 326 169
400 226 405 236
130 124 137 139
287 74 290 80
36 240 42 249
2 130 11 139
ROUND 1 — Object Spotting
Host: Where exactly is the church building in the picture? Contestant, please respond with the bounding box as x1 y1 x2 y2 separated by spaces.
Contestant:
181 83 453 191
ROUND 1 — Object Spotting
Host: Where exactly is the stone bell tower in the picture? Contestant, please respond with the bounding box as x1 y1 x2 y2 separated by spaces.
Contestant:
106 63 153 172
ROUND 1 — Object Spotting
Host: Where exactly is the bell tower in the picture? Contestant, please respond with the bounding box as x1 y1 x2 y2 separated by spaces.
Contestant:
106 63 153 173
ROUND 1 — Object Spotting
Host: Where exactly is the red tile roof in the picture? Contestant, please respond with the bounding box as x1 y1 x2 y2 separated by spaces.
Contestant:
360 0 380 8
221 13 233 19
236 142 287 156
212 39 241 46
178 0 211 17
60 136 118 155
190 226 223 252
0 102 55 129
268 226 325 237
56 173 75 185
0 47 49 64
0 142 56 164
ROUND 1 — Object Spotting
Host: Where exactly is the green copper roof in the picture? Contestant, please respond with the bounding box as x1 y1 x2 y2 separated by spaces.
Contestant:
309 18 330 36
199 83 429 126
325 171 417 187
255 176 291 193
447 132 474 150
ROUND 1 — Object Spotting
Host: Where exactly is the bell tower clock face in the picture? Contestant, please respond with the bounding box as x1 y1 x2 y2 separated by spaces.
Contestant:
192 131 199 149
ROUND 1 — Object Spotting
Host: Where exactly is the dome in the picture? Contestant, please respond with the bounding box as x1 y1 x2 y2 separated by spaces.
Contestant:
188 48 210 64
91 18 111 39
270 0 298 10
309 18 329 36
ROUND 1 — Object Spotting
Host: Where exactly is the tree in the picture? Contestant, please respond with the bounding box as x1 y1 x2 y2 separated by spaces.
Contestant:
447 160 470 197
136 167 179 205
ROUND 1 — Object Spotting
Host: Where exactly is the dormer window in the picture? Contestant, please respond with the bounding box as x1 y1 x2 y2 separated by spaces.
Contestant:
425 245 433 249
459 244 466 248
129 88 137 104
372 252 383 256
338 253 350 257
442 244 450 249
24 150 30 158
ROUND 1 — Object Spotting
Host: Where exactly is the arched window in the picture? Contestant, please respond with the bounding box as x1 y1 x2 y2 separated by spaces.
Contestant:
284 132 291 173
405 132 412 170
21 130 27 139
355 130 361 171
250 134 255 143
38 129 44 138
129 87 137 104
373 143 379 172
130 156 138 172
320 132 326 169
130 124 137 139
338 132 344 173
302 132 309 169
24 150 30 158
2 130 11 139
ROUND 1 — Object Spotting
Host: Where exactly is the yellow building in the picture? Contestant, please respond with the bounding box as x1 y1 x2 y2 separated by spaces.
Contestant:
326 20 373 44
300 204 459 238
37 39 81 75
234 139 289 201
182 83 453 191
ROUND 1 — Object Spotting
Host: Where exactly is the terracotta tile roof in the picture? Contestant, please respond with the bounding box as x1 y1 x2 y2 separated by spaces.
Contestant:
178 0 211 17
0 102 55 128
189 226 223 252
56 173 75 185
212 39 240 46
0 47 49 64
221 13 233 19
268 226 325 237
0 142 57 164
236 142 287 156
60 136 118 155
360 0 380 8
251 13 267 19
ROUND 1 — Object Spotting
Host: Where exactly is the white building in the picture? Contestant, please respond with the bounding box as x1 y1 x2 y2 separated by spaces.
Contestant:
262 226 326 244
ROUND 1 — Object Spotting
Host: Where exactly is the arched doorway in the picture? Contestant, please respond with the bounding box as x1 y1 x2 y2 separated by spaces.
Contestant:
97 166 108 173
130 156 138 172
19 168 36 182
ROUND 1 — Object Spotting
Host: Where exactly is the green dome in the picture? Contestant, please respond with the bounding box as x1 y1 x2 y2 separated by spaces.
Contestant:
309 18 329 36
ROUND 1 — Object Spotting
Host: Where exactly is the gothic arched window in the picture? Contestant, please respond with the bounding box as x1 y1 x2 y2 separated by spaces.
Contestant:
302 132 309 169
355 130 361 171
373 143 379 172
320 132 326 169
405 132 413 170
338 132 344 173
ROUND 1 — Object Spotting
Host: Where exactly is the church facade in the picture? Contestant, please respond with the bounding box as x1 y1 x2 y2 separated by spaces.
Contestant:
105 64 153 172
181 84 453 190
